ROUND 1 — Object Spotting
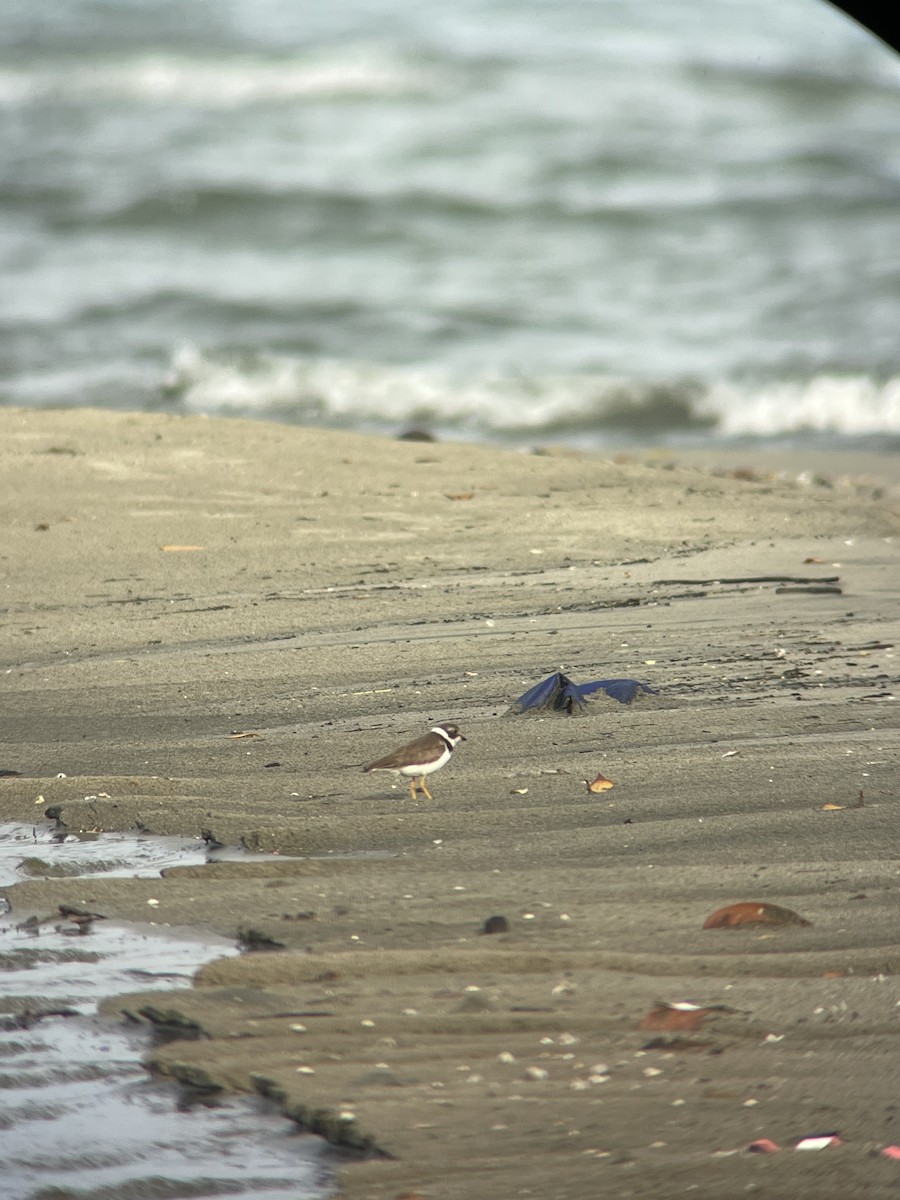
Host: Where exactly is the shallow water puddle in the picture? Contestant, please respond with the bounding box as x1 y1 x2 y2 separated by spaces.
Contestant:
0 824 333 1200
0 821 228 888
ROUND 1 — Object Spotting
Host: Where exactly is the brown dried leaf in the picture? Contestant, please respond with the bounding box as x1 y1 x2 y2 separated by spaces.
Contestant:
227 731 259 739
702 901 811 930
445 492 474 501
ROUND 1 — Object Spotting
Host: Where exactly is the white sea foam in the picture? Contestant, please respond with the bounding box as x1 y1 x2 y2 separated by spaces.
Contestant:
165 346 900 441
711 377 900 437
0 49 436 109
165 345 632 431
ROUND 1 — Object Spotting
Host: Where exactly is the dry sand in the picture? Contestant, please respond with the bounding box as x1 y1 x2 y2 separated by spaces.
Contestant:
1 406 900 1198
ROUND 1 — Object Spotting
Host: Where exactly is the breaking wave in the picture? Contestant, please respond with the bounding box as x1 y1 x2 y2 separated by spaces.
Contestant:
161 346 900 446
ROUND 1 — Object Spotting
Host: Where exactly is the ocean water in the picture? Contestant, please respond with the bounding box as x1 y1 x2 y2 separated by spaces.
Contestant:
2 0 899 449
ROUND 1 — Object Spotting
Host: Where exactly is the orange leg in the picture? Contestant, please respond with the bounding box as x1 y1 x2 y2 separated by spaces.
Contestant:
420 776 434 800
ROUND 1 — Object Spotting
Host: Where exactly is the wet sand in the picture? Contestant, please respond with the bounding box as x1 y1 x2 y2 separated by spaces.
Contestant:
2 406 900 1199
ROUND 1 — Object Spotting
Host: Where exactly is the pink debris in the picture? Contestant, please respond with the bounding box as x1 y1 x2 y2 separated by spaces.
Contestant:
747 1139 781 1154
880 1145 900 1160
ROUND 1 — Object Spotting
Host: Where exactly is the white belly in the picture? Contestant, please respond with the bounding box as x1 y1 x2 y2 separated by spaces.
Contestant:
397 745 451 777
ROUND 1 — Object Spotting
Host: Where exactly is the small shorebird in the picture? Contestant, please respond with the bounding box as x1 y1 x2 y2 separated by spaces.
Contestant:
363 723 465 800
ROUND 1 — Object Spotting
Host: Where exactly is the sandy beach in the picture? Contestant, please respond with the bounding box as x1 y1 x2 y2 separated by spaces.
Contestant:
2 406 899 1199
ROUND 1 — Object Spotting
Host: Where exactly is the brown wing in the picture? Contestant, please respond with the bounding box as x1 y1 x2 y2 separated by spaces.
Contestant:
364 731 439 771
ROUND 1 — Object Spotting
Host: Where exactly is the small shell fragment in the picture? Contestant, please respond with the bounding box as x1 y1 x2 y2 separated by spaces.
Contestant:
551 979 575 995
795 1133 841 1151
638 1004 710 1033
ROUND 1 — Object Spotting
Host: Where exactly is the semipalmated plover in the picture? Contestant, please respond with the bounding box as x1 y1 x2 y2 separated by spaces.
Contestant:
363 723 465 800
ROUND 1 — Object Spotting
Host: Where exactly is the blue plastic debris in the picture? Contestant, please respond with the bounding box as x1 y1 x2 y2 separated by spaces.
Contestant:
508 671 657 714
580 678 657 705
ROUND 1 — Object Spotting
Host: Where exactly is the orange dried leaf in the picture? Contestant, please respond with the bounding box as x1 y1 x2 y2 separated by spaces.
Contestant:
822 802 844 810
702 902 811 930
160 544 206 551
585 774 615 794
445 492 474 501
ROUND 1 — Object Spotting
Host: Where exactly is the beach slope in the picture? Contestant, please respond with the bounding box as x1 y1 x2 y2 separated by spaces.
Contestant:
1 408 899 1198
